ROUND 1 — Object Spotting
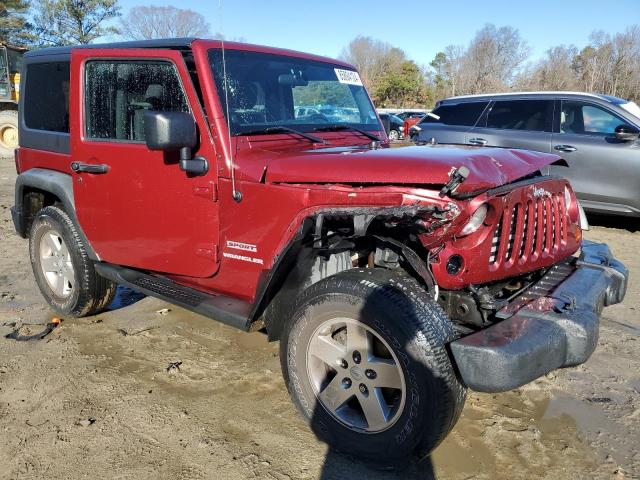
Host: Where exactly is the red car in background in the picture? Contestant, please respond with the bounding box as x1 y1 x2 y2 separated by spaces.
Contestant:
397 111 426 138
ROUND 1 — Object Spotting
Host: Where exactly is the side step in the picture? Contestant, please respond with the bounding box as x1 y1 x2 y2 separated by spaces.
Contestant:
95 263 252 331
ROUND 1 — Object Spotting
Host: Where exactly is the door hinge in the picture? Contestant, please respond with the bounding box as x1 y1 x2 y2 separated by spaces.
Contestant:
196 244 219 262
193 181 218 202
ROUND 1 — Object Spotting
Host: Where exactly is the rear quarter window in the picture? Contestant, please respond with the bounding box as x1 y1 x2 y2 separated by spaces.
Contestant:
23 62 70 133
420 102 488 126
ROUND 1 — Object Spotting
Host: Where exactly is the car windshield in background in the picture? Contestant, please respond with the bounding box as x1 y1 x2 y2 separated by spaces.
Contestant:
621 101 640 120
208 49 379 136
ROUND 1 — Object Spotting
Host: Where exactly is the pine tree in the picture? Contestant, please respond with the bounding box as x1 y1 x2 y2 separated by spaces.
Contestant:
33 0 120 46
0 0 34 46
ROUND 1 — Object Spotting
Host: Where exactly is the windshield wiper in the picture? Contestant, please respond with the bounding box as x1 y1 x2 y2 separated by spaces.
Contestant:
313 125 381 142
238 126 326 144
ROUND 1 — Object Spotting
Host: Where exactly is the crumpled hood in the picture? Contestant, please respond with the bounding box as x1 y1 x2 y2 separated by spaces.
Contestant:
265 145 562 195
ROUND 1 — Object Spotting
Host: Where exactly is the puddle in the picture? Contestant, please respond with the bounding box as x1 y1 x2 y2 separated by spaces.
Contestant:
430 389 616 479
107 285 146 311
539 393 633 466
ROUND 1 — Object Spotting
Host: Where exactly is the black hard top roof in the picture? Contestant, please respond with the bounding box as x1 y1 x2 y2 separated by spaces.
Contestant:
24 38 196 58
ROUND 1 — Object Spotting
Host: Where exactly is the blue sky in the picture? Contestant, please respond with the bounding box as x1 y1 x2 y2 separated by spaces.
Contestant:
115 0 639 67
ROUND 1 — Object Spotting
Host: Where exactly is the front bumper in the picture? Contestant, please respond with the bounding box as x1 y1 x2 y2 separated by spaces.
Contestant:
450 240 628 393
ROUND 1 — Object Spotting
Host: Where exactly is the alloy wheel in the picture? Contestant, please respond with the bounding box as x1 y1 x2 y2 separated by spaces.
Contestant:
306 318 406 433
39 229 75 298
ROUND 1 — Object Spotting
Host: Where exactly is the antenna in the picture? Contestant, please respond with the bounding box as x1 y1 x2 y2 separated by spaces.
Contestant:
218 0 242 202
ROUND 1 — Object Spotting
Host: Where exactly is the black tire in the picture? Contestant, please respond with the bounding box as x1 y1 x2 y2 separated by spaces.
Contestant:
280 268 466 463
388 129 400 141
0 109 18 157
29 206 116 317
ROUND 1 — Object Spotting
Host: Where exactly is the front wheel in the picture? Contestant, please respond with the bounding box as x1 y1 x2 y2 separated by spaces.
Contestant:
388 129 400 141
29 206 116 317
280 268 466 463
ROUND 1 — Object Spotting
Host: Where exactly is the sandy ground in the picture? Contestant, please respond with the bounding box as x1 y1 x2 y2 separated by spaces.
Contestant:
0 156 638 480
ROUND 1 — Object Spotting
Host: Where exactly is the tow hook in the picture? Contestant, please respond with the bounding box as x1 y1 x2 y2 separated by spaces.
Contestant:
439 166 470 198
553 294 577 313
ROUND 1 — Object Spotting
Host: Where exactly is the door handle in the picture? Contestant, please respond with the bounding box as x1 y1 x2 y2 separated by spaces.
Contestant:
71 162 109 174
554 144 577 153
468 138 488 146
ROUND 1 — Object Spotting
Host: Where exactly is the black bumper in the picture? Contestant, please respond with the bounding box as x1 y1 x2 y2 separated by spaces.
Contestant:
450 241 628 393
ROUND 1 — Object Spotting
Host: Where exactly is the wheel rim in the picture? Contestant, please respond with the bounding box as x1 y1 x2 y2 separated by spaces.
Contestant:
306 318 406 433
39 228 75 298
0 123 18 150
389 130 399 141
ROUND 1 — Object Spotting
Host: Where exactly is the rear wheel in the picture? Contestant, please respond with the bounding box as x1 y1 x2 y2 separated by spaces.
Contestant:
280 268 466 463
0 110 18 157
30 206 116 317
388 129 400 141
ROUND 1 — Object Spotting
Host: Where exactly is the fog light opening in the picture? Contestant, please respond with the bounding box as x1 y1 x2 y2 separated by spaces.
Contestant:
446 255 464 275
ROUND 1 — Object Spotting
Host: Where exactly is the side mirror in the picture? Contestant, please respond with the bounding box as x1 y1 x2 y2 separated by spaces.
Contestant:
144 111 208 176
144 111 197 151
614 124 640 142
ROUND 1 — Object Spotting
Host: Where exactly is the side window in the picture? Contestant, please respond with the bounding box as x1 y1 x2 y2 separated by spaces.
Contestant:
24 62 70 133
85 60 189 142
420 102 488 126
560 100 629 135
486 100 553 132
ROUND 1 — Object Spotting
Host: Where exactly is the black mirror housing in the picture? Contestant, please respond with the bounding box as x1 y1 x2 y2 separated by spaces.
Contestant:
615 124 640 142
144 111 197 151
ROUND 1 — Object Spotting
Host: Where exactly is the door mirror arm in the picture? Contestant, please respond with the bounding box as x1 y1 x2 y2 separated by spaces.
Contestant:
144 111 208 176
179 147 209 176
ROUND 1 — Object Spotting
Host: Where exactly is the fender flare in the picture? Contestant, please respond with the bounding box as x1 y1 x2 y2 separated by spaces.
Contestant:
251 210 436 340
13 168 99 260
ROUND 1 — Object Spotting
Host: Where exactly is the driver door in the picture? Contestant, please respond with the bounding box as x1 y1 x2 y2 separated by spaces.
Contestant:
549 99 640 213
70 48 220 277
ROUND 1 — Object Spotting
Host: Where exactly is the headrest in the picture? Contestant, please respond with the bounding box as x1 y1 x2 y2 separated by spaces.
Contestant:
145 84 165 99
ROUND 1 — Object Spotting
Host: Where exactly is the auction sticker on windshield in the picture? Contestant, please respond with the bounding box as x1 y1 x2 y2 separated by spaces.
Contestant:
335 68 363 86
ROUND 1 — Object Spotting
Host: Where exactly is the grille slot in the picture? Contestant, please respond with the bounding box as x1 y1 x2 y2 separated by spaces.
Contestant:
505 204 519 260
489 217 502 264
489 192 566 266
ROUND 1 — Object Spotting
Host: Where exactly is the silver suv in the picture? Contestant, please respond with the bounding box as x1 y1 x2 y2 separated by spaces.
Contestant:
410 92 640 217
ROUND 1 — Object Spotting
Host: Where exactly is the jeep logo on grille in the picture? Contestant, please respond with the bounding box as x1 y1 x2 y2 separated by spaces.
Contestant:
531 186 551 198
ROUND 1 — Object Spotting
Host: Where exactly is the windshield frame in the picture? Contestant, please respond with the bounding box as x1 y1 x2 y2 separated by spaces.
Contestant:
207 48 383 137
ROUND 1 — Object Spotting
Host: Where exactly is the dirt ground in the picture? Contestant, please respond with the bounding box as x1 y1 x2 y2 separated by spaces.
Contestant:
0 156 638 480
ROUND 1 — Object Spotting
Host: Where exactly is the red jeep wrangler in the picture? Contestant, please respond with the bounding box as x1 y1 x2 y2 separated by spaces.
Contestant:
12 39 627 463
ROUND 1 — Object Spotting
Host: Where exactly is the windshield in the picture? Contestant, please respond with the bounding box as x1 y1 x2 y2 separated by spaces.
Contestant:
209 49 380 136
621 101 640 120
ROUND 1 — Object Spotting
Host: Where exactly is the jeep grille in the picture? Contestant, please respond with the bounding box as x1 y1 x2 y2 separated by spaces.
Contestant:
489 192 567 266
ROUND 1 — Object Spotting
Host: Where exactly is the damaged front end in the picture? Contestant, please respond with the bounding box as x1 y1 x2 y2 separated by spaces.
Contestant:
449 241 628 392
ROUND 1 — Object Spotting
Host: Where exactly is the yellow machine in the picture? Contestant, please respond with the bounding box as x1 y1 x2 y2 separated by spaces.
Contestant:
0 43 26 156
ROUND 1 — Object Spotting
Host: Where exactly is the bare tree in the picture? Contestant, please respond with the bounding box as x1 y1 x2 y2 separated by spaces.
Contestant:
460 24 530 93
517 45 578 91
120 5 210 40
572 27 640 101
339 36 405 91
